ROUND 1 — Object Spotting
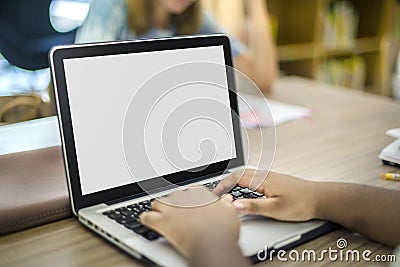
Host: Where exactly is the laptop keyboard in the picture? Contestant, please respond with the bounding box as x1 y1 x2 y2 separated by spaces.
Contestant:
103 199 161 241
103 181 264 241
203 180 265 200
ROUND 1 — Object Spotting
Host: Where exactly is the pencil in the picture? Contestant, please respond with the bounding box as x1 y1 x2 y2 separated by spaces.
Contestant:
380 173 400 181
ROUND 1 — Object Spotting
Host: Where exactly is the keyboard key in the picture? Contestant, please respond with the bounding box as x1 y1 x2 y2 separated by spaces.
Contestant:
203 182 211 188
115 207 126 212
253 192 264 197
204 181 220 190
231 186 242 192
139 200 150 206
132 225 151 235
143 230 160 241
124 221 141 230
133 207 143 213
243 193 259 199
239 188 253 194
107 213 122 220
117 216 136 225
230 191 242 198
127 204 139 209
120 209 136 216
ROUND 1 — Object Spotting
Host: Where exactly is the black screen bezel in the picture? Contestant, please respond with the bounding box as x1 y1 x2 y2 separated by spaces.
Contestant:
50 35 244 212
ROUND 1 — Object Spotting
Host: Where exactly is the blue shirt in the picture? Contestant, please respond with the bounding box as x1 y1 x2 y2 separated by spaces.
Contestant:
75 0 246 57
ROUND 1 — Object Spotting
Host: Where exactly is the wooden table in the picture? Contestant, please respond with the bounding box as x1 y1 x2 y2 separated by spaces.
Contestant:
1 76 399 266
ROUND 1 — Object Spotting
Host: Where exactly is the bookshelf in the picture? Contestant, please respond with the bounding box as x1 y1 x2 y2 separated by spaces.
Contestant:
203 0 399 96
267 0 398 96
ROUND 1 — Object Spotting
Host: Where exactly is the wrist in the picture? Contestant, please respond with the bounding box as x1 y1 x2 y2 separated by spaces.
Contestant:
188 230 237 255
312 181 329 220
189 234 244 267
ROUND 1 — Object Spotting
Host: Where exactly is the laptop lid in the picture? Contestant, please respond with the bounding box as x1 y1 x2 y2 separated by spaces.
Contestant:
50 35 244 214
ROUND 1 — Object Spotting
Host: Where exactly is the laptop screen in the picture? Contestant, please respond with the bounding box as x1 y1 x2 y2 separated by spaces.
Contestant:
62 45 237 195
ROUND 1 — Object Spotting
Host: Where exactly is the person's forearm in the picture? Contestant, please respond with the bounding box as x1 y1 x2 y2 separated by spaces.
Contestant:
188 233 250 267
245 0 276 91
315 182 400 247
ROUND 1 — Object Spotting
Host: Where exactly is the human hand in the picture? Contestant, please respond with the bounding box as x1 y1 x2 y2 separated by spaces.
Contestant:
140 186 240 258
214 169 319 221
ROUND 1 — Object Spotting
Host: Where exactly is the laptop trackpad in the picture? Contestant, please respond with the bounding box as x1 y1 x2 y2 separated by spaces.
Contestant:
239 215 325 256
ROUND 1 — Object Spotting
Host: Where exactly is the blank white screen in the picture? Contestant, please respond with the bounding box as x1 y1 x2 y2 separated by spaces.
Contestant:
63 45 236 195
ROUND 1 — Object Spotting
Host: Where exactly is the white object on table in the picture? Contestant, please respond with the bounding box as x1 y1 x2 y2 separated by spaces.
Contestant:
0 116 61 156
238 94 312 128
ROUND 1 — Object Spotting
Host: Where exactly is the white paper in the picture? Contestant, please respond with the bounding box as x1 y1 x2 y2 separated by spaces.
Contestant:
239 94 312 128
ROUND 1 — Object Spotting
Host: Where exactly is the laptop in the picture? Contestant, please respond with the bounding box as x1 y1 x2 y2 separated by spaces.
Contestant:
49 34 338 266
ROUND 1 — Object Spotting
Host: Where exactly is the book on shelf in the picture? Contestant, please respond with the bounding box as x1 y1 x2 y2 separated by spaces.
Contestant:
323 1 359 50
318 56 366 90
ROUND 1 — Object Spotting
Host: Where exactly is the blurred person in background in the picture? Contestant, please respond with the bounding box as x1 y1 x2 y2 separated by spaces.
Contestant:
75 0 277 92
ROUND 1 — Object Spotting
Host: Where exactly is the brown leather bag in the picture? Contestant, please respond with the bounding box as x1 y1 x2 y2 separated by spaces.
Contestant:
0 146 71 235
